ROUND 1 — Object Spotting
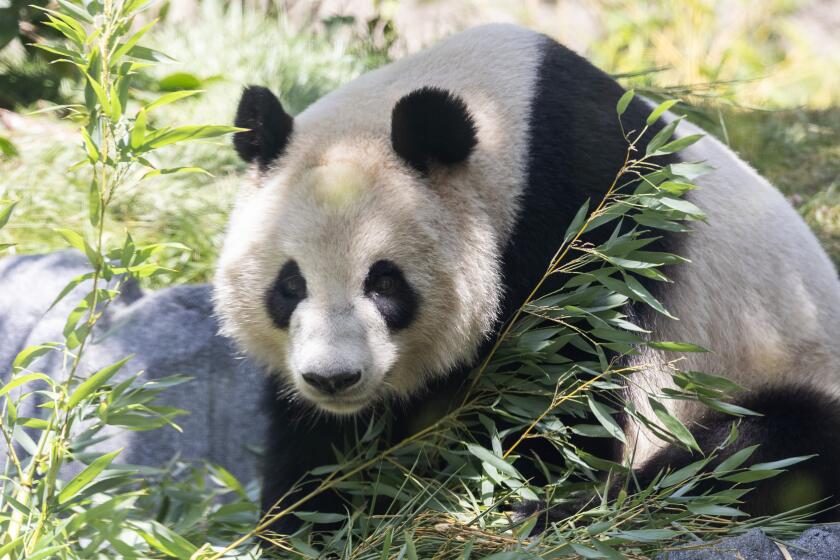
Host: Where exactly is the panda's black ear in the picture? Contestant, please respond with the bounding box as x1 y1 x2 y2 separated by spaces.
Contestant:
391 87 477 174
233 86 294 170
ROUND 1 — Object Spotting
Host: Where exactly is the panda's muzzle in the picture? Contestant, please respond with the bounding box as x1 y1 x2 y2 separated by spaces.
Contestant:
302 369 362 395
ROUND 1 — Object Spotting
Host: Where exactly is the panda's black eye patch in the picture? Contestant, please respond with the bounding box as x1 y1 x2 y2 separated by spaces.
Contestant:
364 260 418 331
266 260 307 329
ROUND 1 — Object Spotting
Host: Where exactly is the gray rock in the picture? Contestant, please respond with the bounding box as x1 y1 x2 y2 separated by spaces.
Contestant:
0 251 267 484
659 525 840 559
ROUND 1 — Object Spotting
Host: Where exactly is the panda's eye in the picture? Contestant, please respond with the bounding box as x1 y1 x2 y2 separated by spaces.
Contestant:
275 260 307 300
364 260 419 331
280 275 306 299
266 260 307 330
370 274 396 296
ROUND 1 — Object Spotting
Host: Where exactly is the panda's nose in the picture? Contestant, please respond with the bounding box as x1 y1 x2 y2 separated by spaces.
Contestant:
302 370 362 395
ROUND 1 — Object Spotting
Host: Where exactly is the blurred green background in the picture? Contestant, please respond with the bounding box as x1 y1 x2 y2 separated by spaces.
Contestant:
1 0 838 285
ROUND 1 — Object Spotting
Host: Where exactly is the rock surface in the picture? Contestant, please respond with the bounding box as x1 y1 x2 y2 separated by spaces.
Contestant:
0 251 266 483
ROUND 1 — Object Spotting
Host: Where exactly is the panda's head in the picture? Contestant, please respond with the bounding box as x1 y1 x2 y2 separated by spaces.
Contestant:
215 85 503 415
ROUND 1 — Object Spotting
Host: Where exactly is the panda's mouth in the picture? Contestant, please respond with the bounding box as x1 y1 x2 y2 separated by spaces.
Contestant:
297 382 377 415
309 393 373 415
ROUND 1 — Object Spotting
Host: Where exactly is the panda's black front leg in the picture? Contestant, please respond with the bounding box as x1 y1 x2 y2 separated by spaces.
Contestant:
260 377 352 535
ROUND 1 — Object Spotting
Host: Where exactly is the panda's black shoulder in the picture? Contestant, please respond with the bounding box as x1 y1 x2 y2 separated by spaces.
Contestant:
497 35 680 325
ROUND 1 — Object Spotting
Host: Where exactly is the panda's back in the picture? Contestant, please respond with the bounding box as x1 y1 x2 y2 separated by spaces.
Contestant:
662 119 840 386
627 117 840 465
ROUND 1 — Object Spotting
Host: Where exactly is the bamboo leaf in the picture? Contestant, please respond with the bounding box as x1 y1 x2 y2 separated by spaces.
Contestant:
66 357 132 409
130 108 147 149
648 341 709 353
616 89 635 117
0 373 55 397
646 99 679 125
749 455 816 471
111 19 157 63
82 71 111 115
12 343 61 371
58 448 122 504
588 396 626 444
467 444 520 478
141 166 212 179
144 89 202 113
0 200 17 228
649 397 700 452
714 445 760 473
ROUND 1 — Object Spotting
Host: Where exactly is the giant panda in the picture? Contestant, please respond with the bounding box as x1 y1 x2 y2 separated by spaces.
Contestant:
214 24 840 532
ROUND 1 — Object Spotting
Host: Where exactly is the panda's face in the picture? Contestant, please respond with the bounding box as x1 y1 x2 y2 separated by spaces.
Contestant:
217 147 460 414
216 86 501 414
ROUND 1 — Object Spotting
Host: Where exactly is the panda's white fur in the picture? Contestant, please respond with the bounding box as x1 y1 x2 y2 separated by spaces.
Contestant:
215 23 840 524
626 114 840 465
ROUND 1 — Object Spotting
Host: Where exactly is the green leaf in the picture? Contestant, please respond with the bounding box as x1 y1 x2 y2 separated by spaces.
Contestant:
47 271 95 312
112 19 157 62
12 343 60 371
720 469 784 483
749 455 816 471
651 134 704 156
659 458 707 487
686 503 746 517
109 83 122 121
0 135 18 157
404 531 418 560
66 357 132 409
133 520 198 559
0 200 17 228
646 99 679 126
130 109 147 149
293 511 347 523
89 180 101 226
141 124 244 149
587 396 626 444
126 45 176 63
55 228 100 269
80 128 100 161
0 373 55 397
23 545 68 560
700 398 761 416
615 529 678 542
616 89 635 117
58 448 122 504
658 195 705 218
145 89 202 113
682 370 744 393
141 166 212 180
624 274 674 318
645 118 680 156
658 180 696 196
0 537 24 557
563 199 590 244
648 341 709 353
159 72 203 91
18 417 49 429
82 71 111 116
669 161 715 180
56 0 94 23
649 397 699 452
467 444 520 478
714 445 760 473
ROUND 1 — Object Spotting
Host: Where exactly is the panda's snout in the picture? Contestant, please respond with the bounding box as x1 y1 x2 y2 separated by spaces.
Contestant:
302 369 362 395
